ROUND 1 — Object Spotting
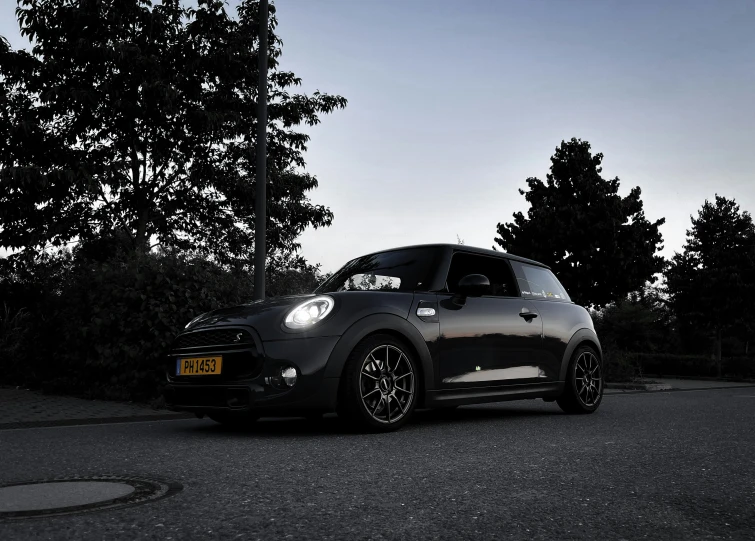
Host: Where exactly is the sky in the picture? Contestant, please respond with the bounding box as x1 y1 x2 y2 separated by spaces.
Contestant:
2 0 754 273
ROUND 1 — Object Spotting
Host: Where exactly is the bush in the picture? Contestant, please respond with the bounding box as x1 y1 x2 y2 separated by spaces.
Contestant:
0 249 324 401
48 251 259 400
600 349 755 382
601 349 642 383
0 250 72 386
0 304 31 383
637 353 755 379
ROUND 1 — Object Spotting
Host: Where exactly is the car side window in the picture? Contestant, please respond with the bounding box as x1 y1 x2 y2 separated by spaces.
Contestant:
444 252 519 297
512 263 571 302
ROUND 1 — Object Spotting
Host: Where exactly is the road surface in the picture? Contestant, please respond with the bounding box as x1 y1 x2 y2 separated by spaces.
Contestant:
2 387 754 540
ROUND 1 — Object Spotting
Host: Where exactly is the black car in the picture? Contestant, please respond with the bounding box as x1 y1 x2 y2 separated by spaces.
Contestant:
163 244 603 431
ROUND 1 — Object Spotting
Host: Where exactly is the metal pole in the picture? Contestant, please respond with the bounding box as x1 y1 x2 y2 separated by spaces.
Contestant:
253 0 269 300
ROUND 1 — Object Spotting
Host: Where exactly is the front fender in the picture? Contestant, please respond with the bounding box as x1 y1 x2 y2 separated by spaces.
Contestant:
324 313 435 393
558 328 603 381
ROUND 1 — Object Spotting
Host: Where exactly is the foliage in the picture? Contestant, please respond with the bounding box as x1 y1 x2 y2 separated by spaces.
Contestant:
264 252 325 297
494 138 665 308
600 350 755 382
594 285 674 354
0 0 346 264
665 195 755 374
0 249 325 399
637 353 755 380
0 248 71 384
0 303 31 383
601 349 642 383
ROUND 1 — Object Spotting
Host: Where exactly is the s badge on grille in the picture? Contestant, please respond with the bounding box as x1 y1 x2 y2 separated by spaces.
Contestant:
233 332 244 343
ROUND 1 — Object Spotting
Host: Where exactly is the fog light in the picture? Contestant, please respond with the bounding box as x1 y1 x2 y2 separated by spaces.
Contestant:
281 367 297 387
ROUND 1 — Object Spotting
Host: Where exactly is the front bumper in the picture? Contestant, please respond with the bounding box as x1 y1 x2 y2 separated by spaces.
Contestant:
163 328 342 415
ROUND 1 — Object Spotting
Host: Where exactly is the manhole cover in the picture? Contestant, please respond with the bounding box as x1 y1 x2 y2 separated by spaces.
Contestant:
0 475 182 520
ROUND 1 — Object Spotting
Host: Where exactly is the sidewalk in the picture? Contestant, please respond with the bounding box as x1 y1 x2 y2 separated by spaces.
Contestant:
3 378 754 429
0 388 192 429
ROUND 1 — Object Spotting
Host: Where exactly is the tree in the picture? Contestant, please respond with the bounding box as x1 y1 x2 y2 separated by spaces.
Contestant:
665 195 755 376
0 0 347 264
494 138 665 307
594 284 674 354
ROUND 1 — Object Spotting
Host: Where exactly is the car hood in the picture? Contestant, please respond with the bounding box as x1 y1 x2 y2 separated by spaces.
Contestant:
186 294 315 330
183 290 417 342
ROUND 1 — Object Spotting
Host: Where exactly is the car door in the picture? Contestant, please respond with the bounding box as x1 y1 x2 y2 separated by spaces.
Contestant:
509 260 576 381
437 251 544 388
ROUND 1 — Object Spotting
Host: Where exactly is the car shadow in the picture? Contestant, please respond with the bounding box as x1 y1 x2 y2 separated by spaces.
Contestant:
178 401 561 438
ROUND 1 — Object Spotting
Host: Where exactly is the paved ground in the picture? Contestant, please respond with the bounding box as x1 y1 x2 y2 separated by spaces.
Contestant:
2 386 755 540
3 379 752 429
0 388 190 429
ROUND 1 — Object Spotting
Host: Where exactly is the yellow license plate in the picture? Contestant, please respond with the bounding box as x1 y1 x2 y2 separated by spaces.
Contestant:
177 356 222 376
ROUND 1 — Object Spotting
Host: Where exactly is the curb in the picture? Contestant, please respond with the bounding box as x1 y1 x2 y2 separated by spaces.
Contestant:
604 383 755 395
605 382 673 391
643 374 755 384
0 412 195 431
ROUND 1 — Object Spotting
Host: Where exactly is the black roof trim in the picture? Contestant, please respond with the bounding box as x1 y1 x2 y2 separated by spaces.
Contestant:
358 244 551 270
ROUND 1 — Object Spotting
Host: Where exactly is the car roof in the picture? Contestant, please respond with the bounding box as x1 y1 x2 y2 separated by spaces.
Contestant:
357 243 551 270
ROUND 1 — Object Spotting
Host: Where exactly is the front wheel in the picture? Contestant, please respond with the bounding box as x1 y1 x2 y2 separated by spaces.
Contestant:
337 334 419 432
557 346 603 414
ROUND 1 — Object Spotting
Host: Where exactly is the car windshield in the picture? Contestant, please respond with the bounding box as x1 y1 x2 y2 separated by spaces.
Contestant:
316 247 440 293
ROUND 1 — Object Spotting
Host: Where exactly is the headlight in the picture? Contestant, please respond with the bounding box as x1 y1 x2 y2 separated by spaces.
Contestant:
184 313 207 329
284 296 334 329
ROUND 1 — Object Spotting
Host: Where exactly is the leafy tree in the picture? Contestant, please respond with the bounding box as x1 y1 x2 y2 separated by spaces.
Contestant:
665 195 755 376
594 284 674 354
494 138 665 308
0 0 346 264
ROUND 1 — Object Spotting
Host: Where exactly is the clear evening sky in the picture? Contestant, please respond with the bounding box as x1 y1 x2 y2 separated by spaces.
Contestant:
2 1 753 272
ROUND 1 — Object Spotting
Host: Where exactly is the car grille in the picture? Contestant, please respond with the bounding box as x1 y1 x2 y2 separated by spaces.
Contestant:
173 328 253 350
168 327 263 382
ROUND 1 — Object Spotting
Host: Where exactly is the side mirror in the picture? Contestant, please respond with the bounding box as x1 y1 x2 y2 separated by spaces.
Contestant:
457 274 490 297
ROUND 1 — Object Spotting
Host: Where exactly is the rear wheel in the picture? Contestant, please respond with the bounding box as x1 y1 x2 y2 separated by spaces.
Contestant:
207 411 260 428
557 346 603 414
337 334 418 432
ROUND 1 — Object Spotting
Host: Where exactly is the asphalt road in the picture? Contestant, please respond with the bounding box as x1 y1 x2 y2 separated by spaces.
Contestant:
2 388 755 540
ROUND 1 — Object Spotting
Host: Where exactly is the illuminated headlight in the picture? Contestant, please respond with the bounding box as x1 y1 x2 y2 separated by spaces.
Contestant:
284 296 334 329
184 312 207 329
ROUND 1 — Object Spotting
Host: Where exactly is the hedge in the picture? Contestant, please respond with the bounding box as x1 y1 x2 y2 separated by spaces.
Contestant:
636 352 755 379
602 350 755 382
0 250 321 401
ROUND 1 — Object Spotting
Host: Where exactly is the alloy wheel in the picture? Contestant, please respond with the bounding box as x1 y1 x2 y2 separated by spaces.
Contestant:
359 345 415 424
574 351 602 407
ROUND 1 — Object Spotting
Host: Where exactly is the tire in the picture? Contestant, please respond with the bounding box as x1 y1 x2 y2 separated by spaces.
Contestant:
337 334 419 432
207 411 261 428
557 345 603 414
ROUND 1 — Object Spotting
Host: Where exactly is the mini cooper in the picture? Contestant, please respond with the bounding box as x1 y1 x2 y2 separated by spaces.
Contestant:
163 244 603 431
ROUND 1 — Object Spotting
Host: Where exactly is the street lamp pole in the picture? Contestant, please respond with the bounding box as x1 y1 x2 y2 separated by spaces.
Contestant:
253 0 269 301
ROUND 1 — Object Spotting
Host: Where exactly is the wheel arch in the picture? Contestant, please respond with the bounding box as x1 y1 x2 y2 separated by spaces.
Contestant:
325 313 435 403
558 328 603 382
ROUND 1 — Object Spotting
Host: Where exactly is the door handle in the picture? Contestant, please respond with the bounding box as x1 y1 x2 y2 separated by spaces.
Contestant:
519 311 538 320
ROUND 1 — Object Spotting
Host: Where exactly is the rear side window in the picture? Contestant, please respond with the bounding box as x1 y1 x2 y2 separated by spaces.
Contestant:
444 252 519 297
513 263 571 302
